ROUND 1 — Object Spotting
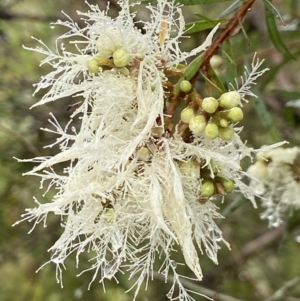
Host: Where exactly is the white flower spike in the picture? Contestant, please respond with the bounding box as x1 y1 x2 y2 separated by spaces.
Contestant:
14 0 284 300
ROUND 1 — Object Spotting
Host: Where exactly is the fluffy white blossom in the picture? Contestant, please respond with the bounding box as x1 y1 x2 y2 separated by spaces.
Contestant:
14 0 282 300
248 147 300 227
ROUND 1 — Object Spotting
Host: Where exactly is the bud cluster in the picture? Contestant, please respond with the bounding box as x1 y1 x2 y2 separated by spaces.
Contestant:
178 159 235 202
180 90 244 141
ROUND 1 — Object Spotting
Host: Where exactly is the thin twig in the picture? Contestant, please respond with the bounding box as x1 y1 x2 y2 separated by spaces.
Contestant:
265 277 300 301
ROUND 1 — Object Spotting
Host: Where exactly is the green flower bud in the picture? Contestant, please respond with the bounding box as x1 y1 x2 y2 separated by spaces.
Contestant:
200 179 215 197
218 177 235 193
210 55 223 69
113 47 130 67
201 96 219 114
181 107 196 124
137 147 151 161
218 126 234 141
204 123 219 139
86 57 100 73
188 115 207 133
219 118 228 128
219 91 241 109
179 80 192 93
227 107 244 122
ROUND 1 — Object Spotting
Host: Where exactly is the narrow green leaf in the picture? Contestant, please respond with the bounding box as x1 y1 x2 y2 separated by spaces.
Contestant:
252 88 282 142
200 71 224 94
185 19 227 34
218 0 242 18
222 40 237 87
141 0 234 5
264 3 296 60
263 0 285 25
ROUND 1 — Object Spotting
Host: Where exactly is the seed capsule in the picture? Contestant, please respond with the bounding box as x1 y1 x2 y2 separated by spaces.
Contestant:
201 96 219 114
219 91 241 109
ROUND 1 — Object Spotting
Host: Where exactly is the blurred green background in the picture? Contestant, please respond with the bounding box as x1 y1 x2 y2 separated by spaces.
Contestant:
0 0 300 300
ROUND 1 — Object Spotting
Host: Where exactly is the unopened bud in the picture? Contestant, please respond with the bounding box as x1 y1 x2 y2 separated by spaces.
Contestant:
218 177 235 193
219 91 241 109
86 57 100 73
189 115 207 133
218 126 234 141
180 80 192 93
181 107 196 124
113 47 130 67
204 123 219 139
227 107 244 122
201 96 219 113
219 118 228 128
200 179 215 197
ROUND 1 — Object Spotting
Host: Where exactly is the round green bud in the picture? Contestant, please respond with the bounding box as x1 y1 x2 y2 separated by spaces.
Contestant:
86 57 100 73
204 123 219 139
200 179 215 197
219 91 241 109
227 107 244 122
219 118 228 128
137 147 151 161
189 115 207 134
201 97 219 114
180 80 192 93
210 55 223 69
181 107 196 124
218 177 235 193
218 126 234 141
113 47 130 67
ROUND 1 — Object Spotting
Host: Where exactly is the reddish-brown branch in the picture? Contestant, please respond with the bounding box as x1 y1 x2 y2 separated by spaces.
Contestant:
164 0 257 130
199 0 257 72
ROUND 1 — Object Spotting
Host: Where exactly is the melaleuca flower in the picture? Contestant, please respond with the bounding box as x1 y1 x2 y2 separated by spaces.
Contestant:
248 147 300 227
14 0 283 300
